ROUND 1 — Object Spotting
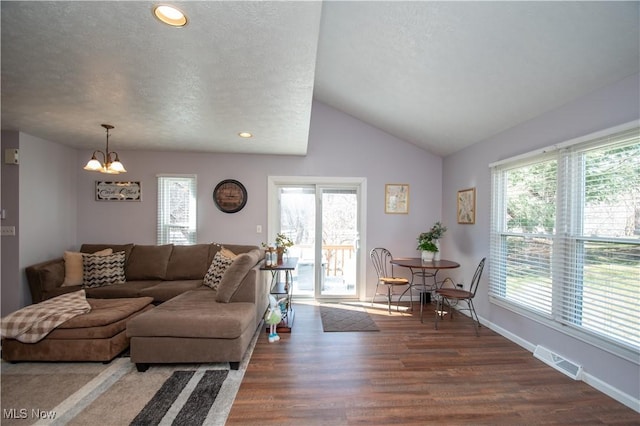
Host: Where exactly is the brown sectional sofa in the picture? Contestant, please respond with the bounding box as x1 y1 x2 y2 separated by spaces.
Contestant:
27 243 251 303
17 243 268 369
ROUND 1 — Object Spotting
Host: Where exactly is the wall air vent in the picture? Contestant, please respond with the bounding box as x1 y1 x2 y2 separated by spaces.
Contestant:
533 345 583 380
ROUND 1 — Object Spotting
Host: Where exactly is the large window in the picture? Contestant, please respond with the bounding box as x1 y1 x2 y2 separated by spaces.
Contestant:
157 175 197 245
490 124 639 358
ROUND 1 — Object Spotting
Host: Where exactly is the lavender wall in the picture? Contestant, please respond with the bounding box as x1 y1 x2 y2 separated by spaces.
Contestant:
19 133 78 307
1 132 78 314
1 131 20 316
442 73 640 403
75 100 442 293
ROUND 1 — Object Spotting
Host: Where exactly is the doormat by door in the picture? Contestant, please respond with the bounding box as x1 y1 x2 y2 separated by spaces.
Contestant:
320 304 379 332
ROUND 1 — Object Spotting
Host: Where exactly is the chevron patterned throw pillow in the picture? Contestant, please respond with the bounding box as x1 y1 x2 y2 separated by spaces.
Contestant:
82 251 126 288
203 249 235 290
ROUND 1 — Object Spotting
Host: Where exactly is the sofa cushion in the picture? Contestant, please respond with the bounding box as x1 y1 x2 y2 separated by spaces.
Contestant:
48 297 154 340
126 245 173 280
83 251 126 288
62 248 113 287
165 244 212 280
139 280 204 303
85 281 161 299
81 244 134 264
203 250 235 290
216 249 262 303
126 289 255 339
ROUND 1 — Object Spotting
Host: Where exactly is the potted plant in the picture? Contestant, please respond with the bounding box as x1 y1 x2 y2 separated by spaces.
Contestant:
275 233 294 251
417 221 447 261
275 233 294 265
261 233 295 265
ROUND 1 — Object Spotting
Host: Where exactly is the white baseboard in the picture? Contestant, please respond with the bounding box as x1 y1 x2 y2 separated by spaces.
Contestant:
479 314 640 413
581 371 640 413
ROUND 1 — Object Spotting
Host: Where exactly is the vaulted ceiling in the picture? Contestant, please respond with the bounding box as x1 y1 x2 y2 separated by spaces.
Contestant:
2 1 638 157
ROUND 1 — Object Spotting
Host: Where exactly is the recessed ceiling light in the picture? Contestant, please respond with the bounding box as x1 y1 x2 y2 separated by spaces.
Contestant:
153 5 188 27
238 132 253 138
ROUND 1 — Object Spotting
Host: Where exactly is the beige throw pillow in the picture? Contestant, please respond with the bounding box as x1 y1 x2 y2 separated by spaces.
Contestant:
220 247 237 260
62 248 112 287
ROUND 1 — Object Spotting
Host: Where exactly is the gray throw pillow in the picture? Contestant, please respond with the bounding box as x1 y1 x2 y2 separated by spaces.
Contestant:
215 249 261 303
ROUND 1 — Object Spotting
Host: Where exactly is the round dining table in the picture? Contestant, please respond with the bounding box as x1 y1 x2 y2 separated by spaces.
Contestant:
390 258 460 321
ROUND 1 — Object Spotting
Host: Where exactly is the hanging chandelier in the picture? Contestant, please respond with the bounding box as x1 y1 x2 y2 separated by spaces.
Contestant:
83 124 127 174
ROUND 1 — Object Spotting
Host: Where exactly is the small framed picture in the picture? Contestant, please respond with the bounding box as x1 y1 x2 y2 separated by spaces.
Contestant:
457 187 476 224
96 181 141 201
385 184 409 214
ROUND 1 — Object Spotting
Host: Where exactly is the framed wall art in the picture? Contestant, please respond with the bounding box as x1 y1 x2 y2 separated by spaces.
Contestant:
385 184 409 214
95 181 141 201
457 187 476 224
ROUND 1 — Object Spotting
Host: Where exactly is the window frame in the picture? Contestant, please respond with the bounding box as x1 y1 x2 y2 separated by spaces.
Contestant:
489 122 640 364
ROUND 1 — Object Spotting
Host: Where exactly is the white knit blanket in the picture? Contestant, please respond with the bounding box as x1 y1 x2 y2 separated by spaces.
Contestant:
1 290 91 343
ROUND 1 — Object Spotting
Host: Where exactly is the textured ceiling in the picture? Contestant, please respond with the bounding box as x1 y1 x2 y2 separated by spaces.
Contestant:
2 1 639 157
1 1 322 155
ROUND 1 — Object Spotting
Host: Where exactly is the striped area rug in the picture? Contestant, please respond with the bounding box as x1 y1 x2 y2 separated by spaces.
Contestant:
1 324 260 426
131 369 228 425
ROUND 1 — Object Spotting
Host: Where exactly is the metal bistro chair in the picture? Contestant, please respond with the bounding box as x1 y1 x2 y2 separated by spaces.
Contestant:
370 248 409 314
435 258 485 336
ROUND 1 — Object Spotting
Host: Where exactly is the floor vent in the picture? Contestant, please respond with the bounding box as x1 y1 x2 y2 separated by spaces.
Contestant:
534 345 583 380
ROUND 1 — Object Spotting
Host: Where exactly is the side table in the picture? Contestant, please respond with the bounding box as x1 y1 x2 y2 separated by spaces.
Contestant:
260 257 298 333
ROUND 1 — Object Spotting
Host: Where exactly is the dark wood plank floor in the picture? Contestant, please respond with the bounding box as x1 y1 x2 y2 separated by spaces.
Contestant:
228 300 639 425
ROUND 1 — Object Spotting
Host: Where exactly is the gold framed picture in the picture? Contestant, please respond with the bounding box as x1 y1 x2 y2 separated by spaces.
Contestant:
457 187 476 224
385 184 409 214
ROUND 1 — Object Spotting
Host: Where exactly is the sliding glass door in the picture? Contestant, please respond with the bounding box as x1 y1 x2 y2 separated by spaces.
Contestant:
268 177 365 301
319 187 358 297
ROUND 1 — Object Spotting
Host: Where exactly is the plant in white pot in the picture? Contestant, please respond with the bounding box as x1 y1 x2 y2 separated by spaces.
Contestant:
417 221 447 261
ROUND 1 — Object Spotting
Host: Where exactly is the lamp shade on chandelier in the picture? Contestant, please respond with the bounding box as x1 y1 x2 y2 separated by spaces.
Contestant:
84 124 127 174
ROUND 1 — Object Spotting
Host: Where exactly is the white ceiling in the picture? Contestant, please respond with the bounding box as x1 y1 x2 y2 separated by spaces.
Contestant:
2 1 639 157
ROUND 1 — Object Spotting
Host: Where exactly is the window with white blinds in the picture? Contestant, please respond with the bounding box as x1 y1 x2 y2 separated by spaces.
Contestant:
489 125 640 357
157 175 197 245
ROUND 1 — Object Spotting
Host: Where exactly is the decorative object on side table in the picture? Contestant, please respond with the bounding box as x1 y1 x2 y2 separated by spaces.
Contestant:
457 187 476 224
417 221 447 261
265 295 287 342
262 233 294 266
275 233 294 265
213 179 247 213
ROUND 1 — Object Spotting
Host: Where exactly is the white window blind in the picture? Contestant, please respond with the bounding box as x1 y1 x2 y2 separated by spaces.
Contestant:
490 125 640 356
157 175 197 245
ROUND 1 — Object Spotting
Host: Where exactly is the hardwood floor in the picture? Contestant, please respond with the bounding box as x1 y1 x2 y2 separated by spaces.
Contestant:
227 300 639 425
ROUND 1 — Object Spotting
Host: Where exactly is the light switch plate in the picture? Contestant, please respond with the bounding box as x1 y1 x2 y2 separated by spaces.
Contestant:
1 226 16 236
4 149 19 164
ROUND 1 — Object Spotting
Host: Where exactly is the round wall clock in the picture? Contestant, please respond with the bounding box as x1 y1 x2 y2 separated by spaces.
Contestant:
213 179 247 213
